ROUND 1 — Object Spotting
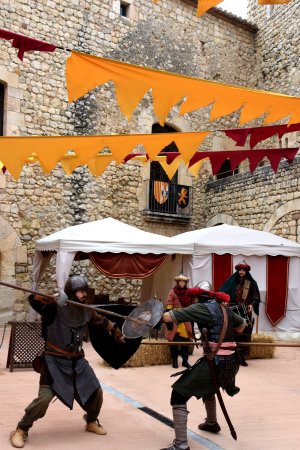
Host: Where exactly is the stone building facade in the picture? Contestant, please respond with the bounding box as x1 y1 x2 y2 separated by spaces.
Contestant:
0 0 299 323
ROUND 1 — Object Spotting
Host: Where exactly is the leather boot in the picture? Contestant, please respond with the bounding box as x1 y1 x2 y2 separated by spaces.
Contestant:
86 419 107 435
198 395 221 434
171 345 178 368
10 428 28 448
181 346 191 369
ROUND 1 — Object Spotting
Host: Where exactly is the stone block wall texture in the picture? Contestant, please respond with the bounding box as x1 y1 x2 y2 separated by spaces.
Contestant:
0 0 298 321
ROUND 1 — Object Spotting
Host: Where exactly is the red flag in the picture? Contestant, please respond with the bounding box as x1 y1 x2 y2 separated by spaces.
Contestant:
266 256 289 326
212 253 232 291
0 29 56 61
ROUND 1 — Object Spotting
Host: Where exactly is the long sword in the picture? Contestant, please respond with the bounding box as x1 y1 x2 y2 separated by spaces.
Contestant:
202 328 237 440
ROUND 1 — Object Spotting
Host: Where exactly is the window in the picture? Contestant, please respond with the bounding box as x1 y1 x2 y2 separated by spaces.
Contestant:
216 159 238 180
0 83 4 136
120 1 129 17
143 123 192 222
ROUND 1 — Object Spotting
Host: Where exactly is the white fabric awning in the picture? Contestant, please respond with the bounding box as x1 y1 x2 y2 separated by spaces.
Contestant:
170 224 300 257
35 217 194 255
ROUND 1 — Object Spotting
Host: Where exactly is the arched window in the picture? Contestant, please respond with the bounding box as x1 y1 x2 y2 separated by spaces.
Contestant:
0 83 4 136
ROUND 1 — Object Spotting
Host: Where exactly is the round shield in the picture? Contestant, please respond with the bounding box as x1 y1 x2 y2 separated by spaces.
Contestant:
122 299 164 339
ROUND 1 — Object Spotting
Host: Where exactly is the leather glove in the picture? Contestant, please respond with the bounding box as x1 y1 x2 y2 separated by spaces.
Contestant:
54 291 68 307
108 321 125 344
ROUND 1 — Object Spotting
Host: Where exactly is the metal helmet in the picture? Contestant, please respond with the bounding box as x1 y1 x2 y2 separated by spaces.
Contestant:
64 275 89 299
197 280 212 290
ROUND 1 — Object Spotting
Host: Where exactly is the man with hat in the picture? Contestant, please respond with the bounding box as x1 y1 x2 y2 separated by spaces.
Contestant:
219 260 261 358
165 274 196 369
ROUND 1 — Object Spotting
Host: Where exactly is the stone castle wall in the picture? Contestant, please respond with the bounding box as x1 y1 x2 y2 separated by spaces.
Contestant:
202 1 300 236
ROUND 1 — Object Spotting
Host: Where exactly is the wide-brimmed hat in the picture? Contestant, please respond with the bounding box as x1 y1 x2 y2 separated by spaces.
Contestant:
174 274 189 282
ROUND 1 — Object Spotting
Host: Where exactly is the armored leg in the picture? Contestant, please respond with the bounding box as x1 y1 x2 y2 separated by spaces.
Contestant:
168 404 189 450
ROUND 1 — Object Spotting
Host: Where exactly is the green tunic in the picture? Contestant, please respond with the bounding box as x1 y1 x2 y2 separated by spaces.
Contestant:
170 303 244 399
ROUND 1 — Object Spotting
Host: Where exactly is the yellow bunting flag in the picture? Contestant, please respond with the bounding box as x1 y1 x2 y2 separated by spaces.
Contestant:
86 154 115 177
0 138 40 179
187 158 208 177
174 132 209 164
0 132 208 179
66 52 300 127
155 156 183 181
60 154 82 175
197 0 223 16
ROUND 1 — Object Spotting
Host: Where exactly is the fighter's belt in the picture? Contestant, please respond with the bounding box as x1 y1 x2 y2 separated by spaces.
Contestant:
45 341 84 360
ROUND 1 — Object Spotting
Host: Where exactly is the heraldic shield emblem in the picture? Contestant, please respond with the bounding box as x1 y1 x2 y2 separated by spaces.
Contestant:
177 185 189 208
154 181 169 204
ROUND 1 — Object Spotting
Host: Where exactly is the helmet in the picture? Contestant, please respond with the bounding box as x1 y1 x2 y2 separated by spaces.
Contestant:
64 275 89 299
197 280 212 290
174 274 189 282
235 260 251 271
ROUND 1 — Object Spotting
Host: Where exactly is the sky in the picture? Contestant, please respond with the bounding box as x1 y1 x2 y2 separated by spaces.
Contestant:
218 0 248 19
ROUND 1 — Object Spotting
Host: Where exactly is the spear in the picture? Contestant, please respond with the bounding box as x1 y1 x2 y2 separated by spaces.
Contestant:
0 280 149 326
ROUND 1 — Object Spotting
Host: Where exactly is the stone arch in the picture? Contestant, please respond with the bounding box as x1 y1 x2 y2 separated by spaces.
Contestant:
206 214 239 227
263 199 300 233
0 217 27 324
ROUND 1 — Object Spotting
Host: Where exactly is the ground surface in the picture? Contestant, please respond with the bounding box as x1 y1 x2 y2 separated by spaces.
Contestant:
1 326 300 450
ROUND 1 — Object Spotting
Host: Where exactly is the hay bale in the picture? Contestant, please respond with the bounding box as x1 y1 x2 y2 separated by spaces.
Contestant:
249 333 275 359
124 339 172 367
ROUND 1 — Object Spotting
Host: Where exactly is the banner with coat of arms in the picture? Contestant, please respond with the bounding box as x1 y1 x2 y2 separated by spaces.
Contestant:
153 181 169 204
177 185 190 209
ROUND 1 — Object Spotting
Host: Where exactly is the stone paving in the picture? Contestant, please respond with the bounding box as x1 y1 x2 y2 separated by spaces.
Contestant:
1 326 300 450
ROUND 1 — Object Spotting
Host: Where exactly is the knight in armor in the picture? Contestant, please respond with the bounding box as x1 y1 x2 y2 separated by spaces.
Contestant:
165 274 196 369
160 281 246 450
10 275 125 449
219 260 261 358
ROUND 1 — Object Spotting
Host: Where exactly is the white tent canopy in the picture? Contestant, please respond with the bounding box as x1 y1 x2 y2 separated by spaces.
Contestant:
170 224 300 257
33 217 193 292
168 224 300 340
36 217 193 254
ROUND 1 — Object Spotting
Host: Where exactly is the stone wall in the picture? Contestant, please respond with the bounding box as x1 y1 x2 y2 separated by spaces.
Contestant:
205 156 300 242
248 0 300 97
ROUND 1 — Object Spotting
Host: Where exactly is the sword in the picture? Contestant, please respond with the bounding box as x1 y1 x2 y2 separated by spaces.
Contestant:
201 328 237 440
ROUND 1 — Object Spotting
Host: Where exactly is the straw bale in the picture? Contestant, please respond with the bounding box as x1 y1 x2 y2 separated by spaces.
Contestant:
124 339 171 367
248 333 275 359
